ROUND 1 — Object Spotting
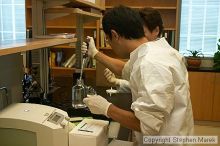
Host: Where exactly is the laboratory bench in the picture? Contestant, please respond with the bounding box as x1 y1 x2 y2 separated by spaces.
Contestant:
50 86 132 141
187 67 220 72
51 86 132 111
188 70 220 121
50 68 220 123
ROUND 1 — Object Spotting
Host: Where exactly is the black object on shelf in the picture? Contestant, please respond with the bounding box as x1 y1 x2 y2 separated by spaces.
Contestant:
26 28 32 39
67 107 110 121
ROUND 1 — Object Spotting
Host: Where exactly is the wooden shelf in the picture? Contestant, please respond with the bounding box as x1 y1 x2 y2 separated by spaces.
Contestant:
51 66 96 77
26 25 32 28
46 8 102 21
52 45 76 49
26 0 104 10
66 0 105 11
52 67 95 71
105 0 177 8
27 25 96 29
105 6 176 10
164 28 176 31
0 38 77 56
99 46 111 50
99 27 176 31
47 26 96 29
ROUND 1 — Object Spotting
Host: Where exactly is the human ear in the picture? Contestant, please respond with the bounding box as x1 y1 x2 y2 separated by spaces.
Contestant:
111 30 119 40
153 26 160 37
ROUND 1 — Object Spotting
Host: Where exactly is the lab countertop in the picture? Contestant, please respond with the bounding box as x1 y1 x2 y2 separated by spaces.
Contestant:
51 86 132 119
187 67 220 72
50 86 132 141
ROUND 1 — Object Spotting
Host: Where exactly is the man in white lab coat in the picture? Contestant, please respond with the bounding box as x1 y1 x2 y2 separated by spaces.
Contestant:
104 7 165 93
83 5 194 146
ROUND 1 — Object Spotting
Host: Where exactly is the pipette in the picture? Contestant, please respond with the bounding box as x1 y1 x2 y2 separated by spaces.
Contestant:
79 57 85 82
79 41 89 82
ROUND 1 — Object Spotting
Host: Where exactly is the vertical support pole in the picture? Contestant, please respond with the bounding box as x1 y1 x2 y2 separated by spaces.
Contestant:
75 14 84 72
32 0 44 37
175 0 181 50
96 20 100 49
32 0 49 95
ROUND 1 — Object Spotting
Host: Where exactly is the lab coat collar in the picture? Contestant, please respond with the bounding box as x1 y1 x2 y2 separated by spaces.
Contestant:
129 42 149 71
130 42 148 58
148 37 171 49
129 37 171 72
129 37 169 61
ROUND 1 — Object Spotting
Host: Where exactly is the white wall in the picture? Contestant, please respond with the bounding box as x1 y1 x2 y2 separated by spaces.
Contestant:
0 53 23 109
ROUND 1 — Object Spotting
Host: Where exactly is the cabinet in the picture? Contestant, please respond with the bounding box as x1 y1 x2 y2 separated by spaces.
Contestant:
25 0 104 98
0 38 77 105
97 0 181 86
25 0 181 99
25 0 104 76
213 73 220 121
188 72 215 121
188 71 220 121
102 0 180 49
26 0 180 84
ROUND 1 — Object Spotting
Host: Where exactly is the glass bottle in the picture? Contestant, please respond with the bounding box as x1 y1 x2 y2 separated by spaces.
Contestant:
86 86 97 96
72 79 87 109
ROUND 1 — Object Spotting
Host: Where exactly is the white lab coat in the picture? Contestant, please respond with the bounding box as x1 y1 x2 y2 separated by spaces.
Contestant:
117 79 131 93
122 60 131 81
129 38 194 146
116 61 131 93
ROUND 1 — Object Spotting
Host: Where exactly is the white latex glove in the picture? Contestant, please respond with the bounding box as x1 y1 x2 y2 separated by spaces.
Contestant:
104 68 131 93
104 68 121 86
81 42 87 55
83 95 112 117
81 36 98 58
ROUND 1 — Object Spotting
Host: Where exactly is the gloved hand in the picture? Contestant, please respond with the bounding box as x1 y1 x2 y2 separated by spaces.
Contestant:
83 95 112 117
81 36 98 58
104 68 122 86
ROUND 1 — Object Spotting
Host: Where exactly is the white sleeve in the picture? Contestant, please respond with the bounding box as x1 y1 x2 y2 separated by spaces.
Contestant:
131 61 175 135
117 79 131 93
122 60 130 81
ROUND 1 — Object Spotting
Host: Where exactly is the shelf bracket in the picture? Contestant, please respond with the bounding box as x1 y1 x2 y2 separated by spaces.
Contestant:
45 0 70 9
75 13 84 71
46 13 70 20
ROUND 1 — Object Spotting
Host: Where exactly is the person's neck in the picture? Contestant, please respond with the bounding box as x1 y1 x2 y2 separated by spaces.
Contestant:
123 37 148 53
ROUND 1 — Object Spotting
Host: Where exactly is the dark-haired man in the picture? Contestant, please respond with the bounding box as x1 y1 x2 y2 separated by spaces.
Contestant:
83 5 194 146
104 7 165 92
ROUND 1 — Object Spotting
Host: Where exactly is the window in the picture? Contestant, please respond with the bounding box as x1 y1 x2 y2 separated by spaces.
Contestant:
0 0 25 41
179 0 220 57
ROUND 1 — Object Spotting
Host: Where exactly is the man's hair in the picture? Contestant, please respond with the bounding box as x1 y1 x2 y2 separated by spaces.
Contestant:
139 8 164 37
102 5 145 40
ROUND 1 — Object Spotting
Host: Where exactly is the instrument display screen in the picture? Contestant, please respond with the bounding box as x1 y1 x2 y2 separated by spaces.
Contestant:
48 112 64 124
52 115 61 122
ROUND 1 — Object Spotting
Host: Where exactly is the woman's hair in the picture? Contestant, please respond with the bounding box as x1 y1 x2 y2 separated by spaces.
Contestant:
139 8 164 37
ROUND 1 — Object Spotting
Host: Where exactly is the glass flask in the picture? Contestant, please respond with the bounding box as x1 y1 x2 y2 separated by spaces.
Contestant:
86 86 97 96
72 79 87 109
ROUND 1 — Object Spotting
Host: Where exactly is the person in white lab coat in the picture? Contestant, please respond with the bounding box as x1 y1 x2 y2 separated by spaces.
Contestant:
83 5 194 146
104 8 165 93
